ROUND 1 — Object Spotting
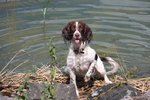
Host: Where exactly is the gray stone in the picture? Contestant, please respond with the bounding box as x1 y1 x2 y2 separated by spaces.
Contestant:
27 82 78 100
55 83 78 100
0 95 15 100
121 90 150 100
28 83 44 100
0 82 78 100
88 83 140 100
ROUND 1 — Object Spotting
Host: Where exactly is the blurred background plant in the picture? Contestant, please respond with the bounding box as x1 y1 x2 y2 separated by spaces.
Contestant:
42 0 51 33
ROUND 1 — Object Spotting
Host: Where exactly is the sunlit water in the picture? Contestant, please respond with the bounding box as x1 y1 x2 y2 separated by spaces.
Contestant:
0 0 150 76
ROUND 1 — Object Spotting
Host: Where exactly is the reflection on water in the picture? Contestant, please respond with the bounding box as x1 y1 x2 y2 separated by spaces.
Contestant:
0 0 150 76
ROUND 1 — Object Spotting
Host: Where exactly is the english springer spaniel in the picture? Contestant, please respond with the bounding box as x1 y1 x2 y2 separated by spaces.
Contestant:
62 21 119 98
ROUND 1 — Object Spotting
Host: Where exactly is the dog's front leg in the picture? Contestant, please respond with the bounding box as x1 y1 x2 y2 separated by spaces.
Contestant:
67 67 79 98
84 60 96 82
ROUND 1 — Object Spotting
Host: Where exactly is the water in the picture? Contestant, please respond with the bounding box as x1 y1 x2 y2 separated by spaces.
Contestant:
0 0 150 76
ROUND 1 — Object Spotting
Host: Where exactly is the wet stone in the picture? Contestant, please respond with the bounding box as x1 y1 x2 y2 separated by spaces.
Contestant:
88 83 141 100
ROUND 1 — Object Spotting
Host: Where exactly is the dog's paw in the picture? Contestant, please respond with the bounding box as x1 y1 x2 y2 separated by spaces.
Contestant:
105 80 112 84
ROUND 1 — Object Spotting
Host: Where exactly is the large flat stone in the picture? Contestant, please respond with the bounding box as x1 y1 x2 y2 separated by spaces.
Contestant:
28 82 78 100
88 83 140 100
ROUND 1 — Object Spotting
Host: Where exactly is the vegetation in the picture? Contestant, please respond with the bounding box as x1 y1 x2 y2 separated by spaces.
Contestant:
17 78 30 100
0 65 149 99
41 82 56 100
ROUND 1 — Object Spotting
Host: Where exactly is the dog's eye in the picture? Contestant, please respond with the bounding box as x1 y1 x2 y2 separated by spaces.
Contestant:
79 25 83 32
71 25 76 31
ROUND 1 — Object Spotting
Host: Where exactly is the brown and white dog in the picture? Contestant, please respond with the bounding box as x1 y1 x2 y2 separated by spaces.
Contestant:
62 21 119 98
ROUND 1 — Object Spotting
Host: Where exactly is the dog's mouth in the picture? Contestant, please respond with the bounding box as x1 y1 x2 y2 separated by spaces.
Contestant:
73 38 81 44
75 39 80 44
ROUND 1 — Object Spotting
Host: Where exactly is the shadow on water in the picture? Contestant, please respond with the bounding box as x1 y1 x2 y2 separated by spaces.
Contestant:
0 0 150 76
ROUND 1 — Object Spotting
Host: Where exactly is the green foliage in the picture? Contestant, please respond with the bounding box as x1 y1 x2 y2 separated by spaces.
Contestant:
40 36 58 100
41 66 57 100
49 46 57 64
41 83 56 100
42 7 48 19
42 0 50 19
17 78 30 100
41 1 58 98
42 0 51 33
48 36 58 65
50 67 56 81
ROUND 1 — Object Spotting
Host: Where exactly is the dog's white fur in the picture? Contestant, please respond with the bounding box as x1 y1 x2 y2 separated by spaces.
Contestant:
63 21 119 98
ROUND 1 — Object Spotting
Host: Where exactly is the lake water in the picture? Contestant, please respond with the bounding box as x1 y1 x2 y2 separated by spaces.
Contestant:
0 0 150 76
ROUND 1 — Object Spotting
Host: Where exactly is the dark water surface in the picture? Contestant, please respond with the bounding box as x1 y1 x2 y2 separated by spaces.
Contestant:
0 0 150 76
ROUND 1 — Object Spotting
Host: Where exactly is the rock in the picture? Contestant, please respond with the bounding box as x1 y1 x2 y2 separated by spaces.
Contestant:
0 95 15 100
121 90 150 100
28 83 44 100
55 83 78 100
28 82 78 100
0 82 78 100
88 83 140 100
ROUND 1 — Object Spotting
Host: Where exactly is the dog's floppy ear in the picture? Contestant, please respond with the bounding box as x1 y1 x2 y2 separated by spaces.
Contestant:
83 23 93 43
62 22 73 41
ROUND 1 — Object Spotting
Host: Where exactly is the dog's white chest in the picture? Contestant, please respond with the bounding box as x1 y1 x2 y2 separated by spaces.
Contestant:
76 54 90 67
67 46 96 76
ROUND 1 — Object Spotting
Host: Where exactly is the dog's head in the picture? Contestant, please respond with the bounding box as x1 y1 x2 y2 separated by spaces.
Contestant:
62 21 93 44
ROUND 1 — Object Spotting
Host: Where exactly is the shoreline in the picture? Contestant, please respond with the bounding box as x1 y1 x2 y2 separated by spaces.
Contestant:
0 65 150 99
